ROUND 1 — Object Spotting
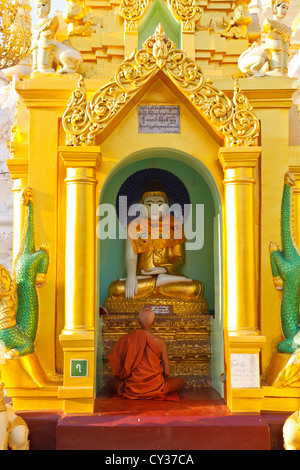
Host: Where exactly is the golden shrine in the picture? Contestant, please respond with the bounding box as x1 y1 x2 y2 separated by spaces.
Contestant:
1 0 300 450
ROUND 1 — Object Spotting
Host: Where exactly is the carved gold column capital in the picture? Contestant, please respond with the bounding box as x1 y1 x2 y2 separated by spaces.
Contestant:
59 145 101 170
6 158 29 264
60 146 101 188
218 147 261 192
218 146 261 171
6 158 29 180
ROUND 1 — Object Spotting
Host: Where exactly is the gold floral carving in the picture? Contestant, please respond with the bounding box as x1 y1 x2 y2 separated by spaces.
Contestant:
62 24 260 147
63 76 91 146
166 0 202 31
224 79 260 147
118 0 150 31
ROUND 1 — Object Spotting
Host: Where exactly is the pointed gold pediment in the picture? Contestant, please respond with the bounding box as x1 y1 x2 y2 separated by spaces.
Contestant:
62 24 260 148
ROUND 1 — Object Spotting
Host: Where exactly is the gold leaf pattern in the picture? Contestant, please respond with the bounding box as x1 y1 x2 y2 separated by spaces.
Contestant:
62 24 260 148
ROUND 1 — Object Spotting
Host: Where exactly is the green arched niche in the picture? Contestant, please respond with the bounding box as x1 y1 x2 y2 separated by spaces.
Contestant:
96 148 224 396
138 0 181 49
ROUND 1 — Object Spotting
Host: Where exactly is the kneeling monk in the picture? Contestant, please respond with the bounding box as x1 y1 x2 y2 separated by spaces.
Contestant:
108 308 185 399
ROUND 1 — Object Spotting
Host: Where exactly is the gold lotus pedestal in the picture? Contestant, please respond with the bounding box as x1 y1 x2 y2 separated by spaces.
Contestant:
103 297 211 389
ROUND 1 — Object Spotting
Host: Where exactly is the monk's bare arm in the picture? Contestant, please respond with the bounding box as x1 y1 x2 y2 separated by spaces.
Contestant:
160 339 170 378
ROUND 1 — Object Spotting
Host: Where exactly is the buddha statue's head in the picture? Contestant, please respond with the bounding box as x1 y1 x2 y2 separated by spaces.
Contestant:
34 0 51 19
271 0 289 18
141 180 168 221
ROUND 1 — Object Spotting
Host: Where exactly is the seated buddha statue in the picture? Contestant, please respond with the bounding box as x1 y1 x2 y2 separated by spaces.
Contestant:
108 180 204 301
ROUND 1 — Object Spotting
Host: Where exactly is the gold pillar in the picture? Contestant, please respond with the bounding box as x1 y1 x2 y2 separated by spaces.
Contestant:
218 147 261 336
289 163 300 248
58 146 101 414
6 158 29 264
219 146 266 412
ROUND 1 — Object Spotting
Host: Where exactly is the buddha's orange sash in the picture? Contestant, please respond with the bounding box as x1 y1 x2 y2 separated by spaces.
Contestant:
128 214 186 255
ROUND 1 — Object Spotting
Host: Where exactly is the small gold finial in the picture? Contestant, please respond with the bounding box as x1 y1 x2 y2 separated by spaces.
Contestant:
153 23 167 42
152 24 169 68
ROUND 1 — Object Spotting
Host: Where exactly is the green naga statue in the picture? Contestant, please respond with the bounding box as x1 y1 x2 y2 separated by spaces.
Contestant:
0 187 49 359
270 172 300 354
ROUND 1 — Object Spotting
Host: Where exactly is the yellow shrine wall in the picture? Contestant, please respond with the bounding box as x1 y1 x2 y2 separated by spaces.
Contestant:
2 0 300 413
4 71 300 413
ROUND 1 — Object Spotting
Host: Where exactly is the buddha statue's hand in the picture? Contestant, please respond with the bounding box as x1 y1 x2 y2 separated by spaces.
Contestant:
141 267 167 275
125 274 138 299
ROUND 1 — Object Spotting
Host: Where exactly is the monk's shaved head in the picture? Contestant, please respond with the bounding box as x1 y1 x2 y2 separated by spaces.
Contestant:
139 307 155 327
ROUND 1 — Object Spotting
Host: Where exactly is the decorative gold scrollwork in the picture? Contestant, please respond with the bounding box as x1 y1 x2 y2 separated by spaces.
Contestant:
222 80 260 147
62 24 260 147
166 0 202 31
63 76 93 145
118 0 150 31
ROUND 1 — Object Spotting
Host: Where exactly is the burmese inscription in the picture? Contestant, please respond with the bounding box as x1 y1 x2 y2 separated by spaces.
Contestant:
230 353 260 388
150 305 174 315
138 105 180 134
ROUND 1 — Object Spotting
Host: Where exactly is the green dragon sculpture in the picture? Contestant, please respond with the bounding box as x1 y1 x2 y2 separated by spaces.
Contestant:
0 187 49 359
270 172 300 354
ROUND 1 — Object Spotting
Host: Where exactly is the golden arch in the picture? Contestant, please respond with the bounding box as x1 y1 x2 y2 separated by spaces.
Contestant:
62 24 260 148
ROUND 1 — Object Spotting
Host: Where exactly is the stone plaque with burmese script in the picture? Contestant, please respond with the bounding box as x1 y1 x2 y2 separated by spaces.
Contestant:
230 353 260 388
138 105 180 134
150 305 174 315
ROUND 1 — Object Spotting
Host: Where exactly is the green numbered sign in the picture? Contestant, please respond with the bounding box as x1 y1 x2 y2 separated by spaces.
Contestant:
70 359 88 377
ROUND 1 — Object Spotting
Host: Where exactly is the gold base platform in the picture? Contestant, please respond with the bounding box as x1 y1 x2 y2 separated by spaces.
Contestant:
102 300 212 389
104 296 210 315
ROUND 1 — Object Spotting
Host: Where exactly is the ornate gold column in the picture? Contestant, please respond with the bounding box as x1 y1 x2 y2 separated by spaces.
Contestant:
219 147 261 336
289 161 300 248
6 158 29 264
58 146 101 414
219 146 266 412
